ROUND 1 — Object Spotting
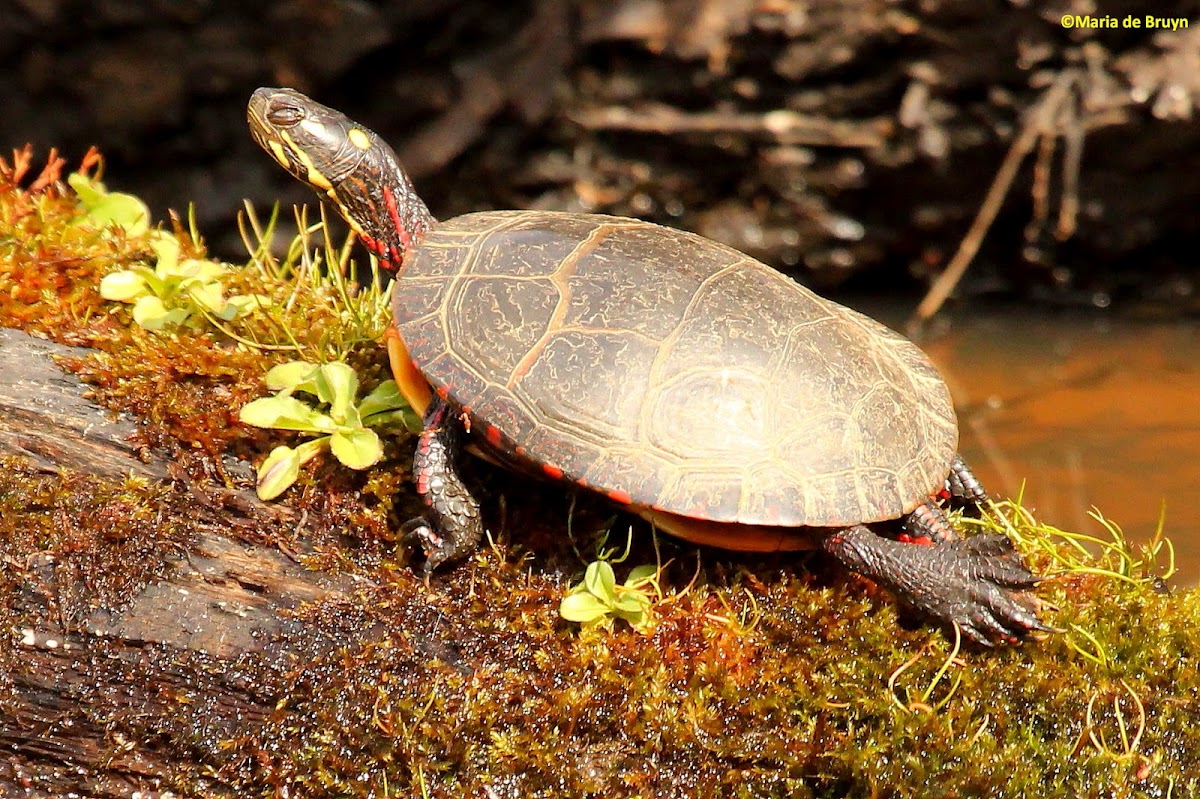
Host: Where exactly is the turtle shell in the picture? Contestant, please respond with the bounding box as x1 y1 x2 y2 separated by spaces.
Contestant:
394 210 957 528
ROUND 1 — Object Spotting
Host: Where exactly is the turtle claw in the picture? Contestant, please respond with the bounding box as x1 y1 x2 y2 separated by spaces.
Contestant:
918 548 1051 646
953 590 1048 646
399 517 451 576
823 525 1053 647
397 398 485 578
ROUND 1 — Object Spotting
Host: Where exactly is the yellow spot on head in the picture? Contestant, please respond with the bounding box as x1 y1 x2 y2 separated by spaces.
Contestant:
348 127 371 150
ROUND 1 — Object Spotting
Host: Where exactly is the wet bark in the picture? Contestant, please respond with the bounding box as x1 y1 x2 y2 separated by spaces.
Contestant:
0 329 346 798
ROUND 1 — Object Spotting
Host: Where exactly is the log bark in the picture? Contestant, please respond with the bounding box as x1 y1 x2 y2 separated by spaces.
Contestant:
0 328 353 798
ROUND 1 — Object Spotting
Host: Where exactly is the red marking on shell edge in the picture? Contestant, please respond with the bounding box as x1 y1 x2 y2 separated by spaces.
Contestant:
514 445 526 456
541 464 564 480
435 385 449 399
485 425 502 446
606 489 633 505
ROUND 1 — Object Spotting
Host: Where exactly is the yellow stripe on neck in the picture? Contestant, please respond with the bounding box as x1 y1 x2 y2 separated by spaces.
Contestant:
279 131 333 192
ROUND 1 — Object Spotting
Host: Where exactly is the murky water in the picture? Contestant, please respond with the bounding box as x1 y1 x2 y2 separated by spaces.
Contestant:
854 301 1200 583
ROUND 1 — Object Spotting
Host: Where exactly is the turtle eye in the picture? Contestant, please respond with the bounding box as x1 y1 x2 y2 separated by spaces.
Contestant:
267 104 304 127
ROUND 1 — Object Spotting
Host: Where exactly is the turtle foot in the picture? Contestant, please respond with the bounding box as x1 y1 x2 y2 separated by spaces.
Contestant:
399 517 453 576
823 526 1054 646
404 398 484 575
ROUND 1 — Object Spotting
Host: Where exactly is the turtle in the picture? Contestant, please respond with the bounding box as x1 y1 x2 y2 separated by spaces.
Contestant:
247 87 1049 645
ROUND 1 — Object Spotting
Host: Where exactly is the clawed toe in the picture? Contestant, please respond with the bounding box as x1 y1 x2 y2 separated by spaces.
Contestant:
951 573 1060 646
824 525 1054 647
959 610 1017 647
954 591 1054 646
965 534 1045 589
399 517 450 575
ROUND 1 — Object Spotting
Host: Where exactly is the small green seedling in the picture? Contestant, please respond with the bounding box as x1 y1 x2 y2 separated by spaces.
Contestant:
560 560 661 633
69 171 151 236
239 360 419 500
99 232 269 331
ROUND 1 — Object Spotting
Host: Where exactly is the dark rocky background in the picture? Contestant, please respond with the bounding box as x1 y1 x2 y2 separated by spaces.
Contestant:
4 0 1199 307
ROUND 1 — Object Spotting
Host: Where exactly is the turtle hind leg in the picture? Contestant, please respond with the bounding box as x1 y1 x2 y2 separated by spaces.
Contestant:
821 525 1052 645
405 398 484 575
947 454 989 508
900 453 989 543
900 501 959 544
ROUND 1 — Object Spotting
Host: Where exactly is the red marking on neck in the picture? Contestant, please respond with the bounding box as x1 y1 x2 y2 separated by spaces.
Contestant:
382 185 411 251
359 234 383 255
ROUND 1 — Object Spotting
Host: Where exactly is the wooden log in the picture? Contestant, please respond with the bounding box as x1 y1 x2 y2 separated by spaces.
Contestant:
0 328 357 798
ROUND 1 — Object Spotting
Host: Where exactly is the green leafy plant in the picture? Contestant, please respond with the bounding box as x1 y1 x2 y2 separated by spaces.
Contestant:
68 171 151 236
560 559 661 632
239 360 418 500
69 172 270 331
99 231 269 331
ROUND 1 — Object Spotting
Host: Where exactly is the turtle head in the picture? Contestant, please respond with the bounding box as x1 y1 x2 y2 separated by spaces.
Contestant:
247 87 432 270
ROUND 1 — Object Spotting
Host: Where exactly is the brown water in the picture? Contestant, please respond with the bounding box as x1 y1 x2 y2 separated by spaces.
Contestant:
882 306 1200 582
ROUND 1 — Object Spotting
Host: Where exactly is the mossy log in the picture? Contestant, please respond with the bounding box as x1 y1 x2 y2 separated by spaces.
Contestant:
3 326 1199 799
4 54 1198 792
0 328 354 797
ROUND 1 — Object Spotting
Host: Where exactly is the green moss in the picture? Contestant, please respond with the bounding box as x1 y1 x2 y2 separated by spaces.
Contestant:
214 507 1194 799
0 149 401 530
1 151 1197 797
0 461 189 629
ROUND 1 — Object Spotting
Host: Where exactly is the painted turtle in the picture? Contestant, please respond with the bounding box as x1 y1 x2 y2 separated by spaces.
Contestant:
248 88 1048 645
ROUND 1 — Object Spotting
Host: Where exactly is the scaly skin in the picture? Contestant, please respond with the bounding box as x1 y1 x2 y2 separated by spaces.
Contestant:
948 453 989 507
828 454 1050 645
900 501 958 545
402 399 483 574
823 525 1047 645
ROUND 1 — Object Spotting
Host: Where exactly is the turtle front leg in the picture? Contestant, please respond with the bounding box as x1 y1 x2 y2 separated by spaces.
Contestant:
822 525 1050 645
402 398 484 574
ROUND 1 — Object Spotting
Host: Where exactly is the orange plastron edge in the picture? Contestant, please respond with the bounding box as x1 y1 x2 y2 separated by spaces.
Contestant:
385 326 432 418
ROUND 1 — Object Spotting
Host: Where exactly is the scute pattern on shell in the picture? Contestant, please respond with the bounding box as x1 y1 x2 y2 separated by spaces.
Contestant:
394 210 958 527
